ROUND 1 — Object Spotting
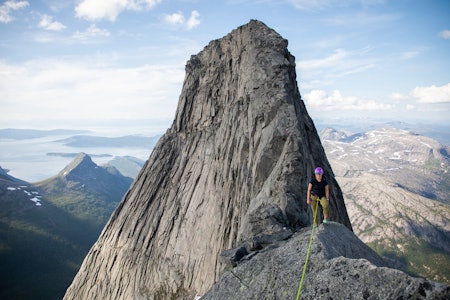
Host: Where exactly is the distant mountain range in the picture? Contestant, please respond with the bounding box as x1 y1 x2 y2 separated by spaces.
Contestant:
46 152 113 158
55 134 161 148
1 125 449 298
0 153 137 300
106 155 146 178
0 128 91 140
0 128 161 149
0 129 157 182
315 120 450 146
320 127 450 284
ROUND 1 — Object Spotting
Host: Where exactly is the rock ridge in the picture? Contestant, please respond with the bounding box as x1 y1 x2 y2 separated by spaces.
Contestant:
203 222 450 299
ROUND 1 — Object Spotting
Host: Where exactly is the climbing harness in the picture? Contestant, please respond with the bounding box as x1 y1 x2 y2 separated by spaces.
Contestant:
295 199 319 300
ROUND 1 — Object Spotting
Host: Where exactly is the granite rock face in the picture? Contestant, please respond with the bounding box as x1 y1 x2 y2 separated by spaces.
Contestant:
64 20 351 299
203 222 450 299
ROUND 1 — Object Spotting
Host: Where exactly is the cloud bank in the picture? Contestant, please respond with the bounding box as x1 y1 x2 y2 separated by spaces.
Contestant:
0 59 184 124
412 83 450 104
164 10 201 30
75 0 162 22
438 29 450 39
304 89 393 111
0 0 29 23
38 14 66 31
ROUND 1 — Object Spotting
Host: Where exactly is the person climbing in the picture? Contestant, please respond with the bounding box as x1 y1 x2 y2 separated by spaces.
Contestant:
307 167 330 227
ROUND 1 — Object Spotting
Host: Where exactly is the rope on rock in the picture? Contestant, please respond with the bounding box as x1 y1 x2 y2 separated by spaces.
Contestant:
295 200 319 300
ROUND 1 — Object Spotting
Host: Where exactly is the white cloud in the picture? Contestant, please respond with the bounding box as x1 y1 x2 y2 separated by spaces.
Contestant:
0 0 29 23
326 11 399 27
288 0 344 10
401 51 419 60
298 47 376 85
186 10 200 30
38 14 66 31
164 10 201 30
304 89 393 111
299 49 347 69
288 0 386 11
75 0 162 22
438 29 450 39
411 83 450 104
72 24 111 42
406 104 415 110
164 11 184 25
0 59 184 124
390 92 409 101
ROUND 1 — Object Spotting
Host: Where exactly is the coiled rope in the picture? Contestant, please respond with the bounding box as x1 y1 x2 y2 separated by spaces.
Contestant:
295 199 319 300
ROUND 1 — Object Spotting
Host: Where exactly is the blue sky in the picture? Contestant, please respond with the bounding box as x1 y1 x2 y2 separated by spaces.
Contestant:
1 0 449 135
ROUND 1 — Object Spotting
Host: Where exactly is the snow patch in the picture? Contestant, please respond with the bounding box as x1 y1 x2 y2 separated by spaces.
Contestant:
29 194 43 206
367 139 379 145
390 152 402 160
7 186 43 206
337 153 348 160
420 141 432 148
330 148 341 154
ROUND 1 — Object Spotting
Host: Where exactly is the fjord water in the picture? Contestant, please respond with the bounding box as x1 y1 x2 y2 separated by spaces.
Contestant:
0 134 153 182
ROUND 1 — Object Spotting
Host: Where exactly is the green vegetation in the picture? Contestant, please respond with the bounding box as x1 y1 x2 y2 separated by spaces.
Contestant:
439 171 450 200
368 238 450 285
0 158 131 299
0 194 100 300
423 156 441 170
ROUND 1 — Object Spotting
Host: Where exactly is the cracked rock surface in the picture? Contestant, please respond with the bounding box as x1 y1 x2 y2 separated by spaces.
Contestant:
63 20 372 299
203 222 450 299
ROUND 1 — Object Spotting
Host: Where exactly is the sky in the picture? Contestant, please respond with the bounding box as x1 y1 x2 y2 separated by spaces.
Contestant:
1 0 449 136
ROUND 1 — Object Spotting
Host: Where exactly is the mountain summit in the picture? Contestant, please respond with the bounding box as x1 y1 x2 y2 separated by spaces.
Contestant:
64 20 448 299
64 19 349 299
36 152 132 225
58 152 98 180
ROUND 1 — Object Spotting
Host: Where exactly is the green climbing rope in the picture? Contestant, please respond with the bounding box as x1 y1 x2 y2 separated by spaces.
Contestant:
295 200 319 300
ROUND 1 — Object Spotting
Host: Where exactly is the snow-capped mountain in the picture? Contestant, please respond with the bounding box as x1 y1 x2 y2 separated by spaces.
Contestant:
321 127 450 284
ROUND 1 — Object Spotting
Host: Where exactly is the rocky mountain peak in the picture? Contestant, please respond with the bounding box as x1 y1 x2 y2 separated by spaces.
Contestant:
59 152 97 179
172 19 289 134
49 152 132 199
64 20 352 299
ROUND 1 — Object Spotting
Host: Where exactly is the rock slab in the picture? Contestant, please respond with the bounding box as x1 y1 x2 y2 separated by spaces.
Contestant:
203 222 450 299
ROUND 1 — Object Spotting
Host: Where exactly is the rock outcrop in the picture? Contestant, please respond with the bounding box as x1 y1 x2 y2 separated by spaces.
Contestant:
203 222 450 299
63 20 351 299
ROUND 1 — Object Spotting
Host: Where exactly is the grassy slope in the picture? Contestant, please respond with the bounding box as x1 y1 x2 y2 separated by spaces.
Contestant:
0 169 128 299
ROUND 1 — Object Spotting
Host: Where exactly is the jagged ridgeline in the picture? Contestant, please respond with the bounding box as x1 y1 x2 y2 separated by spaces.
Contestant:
64 20 353 299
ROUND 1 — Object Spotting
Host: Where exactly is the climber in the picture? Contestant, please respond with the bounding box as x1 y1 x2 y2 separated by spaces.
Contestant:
306 167 330 227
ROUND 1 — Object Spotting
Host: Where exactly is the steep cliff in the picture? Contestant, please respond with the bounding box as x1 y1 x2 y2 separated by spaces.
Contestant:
64 19 351 299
